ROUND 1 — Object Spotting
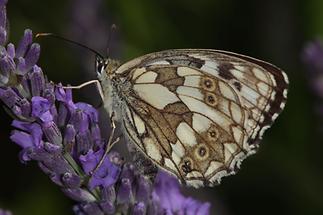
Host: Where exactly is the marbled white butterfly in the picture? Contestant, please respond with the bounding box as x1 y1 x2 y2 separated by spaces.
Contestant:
93 49 288 188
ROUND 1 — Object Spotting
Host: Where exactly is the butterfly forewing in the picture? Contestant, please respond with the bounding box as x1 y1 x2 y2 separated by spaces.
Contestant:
107 49 288 187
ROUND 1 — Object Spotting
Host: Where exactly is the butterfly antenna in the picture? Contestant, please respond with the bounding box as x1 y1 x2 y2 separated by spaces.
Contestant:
106 24 117 58
36 33 105 60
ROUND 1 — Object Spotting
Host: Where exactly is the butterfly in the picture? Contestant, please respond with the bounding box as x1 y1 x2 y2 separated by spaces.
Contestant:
93 49 288 187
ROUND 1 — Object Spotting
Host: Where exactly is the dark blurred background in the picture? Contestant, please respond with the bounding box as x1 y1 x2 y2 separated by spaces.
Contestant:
0 0 322 214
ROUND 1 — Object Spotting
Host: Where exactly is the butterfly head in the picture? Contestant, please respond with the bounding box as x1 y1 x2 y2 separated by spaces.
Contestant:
96 56 120 79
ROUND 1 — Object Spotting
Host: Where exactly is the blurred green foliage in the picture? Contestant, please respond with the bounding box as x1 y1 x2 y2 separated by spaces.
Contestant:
0 0 323 214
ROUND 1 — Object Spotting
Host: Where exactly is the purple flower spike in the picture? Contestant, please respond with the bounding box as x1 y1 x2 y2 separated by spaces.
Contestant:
0 0 8 8
0 0 7 45
0 208 12 215
303 40 323 72
302 40 323 103
153 171 211 215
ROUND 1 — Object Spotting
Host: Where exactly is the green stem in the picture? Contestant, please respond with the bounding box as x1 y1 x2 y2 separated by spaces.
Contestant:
63 152 101 200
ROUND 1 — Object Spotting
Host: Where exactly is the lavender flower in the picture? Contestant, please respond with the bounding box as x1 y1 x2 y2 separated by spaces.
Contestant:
0 1 211 214
0 209 12 215
303 40 323 99
302 40 323 122
153 171 211 215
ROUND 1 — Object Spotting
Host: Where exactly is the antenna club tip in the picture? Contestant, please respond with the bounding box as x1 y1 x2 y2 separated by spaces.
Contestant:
35 33 53 38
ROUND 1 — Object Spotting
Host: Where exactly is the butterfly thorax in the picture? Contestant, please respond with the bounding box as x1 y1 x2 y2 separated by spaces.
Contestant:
98 58 134 120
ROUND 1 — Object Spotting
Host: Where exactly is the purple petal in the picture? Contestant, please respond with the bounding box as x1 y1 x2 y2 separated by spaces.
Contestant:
24 43 40 70
18 98 31 117
57 103 69 127
80 149 121 189
63 124 76 151
19 147 32 162
73 203 103 215
42 121 62 145
31 96 53 122
90 124 101 146
75 102 99 123
153 171 211 215
133 202 146 215
12 105 22 117
43 83 55 104
109 151 124 166
62 172 81 188
38 162 62 185
116 178 133 204
16 57 26 75
0 55 15 84
10 130 33 148
43 141 62 153
6 43 15 58
79 149 102 173
153 171 184 212
0 87 20 108
120 163 135 180
75 131 92 154
55 86 75 108
63 188 97 202
0 27 7 46
30 65 45 96
89 157 121 190
99 201 115 215
192 201 211 215
16 29 33 58
101 186 116 202
30 148 74 176
70 109 89 133
135 175 152 202
40 111 53 122
11 120 43 147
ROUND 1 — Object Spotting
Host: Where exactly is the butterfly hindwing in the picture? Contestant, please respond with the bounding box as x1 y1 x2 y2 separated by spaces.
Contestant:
112 49 288 187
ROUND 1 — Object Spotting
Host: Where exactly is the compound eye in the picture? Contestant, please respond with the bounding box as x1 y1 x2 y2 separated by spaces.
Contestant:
96 58 105 73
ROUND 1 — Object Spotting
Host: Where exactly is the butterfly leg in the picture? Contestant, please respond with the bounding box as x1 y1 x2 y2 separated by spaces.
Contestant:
94 112 119 171
61 80 105 103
